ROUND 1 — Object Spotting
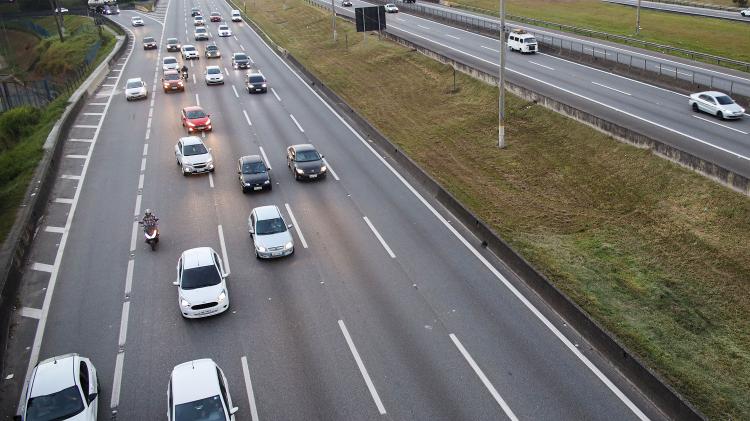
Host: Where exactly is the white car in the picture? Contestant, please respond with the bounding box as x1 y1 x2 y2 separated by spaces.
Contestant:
248 205 294 259
55 7 69 13
168 359 238 421
204 66 224 85
173 247 229 318
181 44 199 60
162 56 180 71
231 9 242 21
175 136 214 175
689 91 745 120
131 16 144 26
23 354 98 421
384 3 398 13
125 77 147 101
741 9 750 17
194 27 209 41
217 24 232 37
193 15 205 26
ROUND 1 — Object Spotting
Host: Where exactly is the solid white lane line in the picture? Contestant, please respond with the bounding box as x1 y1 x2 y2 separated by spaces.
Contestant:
217 225 230 274
31 262 54 273
118 302 130 347
54 198 74 204
110 352 125 408
338 320 387 415
692 115 749 135
89 102 108 105
209 172 215 188
256 29 650 419
134 194 142 216
195 93 200 105
363 217 395 258
243 109 253 126
18 307 42 320
322 158 339 180
284 204 308 248
44 226 65 234
124 259 134 296
271 87 281 101
61 174 81 180
130 221 139 252
232 84 239 97
450 334 518 420
138 174 145 189
259 146 271 168
446 34 460 40
241 357 260 421
68 138 93 143
591 81 632 96
289 114 304 132
528 60 554 71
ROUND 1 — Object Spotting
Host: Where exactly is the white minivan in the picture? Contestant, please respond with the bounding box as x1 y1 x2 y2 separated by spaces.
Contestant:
231 9 242 22
507 29 538 54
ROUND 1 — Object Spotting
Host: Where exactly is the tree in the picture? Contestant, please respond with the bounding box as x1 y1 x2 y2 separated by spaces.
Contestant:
733 0 748 8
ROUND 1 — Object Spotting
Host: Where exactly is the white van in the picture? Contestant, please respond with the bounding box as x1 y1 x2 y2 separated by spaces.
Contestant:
231 9 242 22
507 29 538 54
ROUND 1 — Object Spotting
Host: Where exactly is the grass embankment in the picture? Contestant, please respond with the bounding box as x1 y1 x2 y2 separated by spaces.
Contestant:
236 0 750 418
446 0 750 64
0 16 116 243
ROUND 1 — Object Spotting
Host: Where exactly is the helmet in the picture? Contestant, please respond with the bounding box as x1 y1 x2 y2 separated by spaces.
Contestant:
144 209 151 216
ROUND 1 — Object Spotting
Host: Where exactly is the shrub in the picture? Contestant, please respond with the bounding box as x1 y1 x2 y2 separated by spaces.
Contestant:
0 106 41 151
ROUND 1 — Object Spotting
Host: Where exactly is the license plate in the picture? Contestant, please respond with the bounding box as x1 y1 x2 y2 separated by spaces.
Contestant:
272 252 282 256
171 86 178 90
309 174 317 178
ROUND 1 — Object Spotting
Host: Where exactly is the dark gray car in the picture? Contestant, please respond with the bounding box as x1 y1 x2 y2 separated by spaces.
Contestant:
231 52 250 69
238 155 271 192
287 144 327 181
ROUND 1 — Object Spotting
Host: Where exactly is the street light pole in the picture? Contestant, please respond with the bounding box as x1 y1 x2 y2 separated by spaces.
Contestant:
636 0 641 35
498 0 506 148
331 0 337 41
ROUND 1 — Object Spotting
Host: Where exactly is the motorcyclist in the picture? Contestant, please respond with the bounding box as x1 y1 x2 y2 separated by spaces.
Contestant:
181 64 188 80
140 209 159 228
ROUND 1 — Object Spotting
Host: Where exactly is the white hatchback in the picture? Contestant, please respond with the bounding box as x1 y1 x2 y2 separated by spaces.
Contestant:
162 56 180 71
125 77 147 101
131 16 144 26
181 44 199 60
174 247 229 318
205 66 224 85
168 359 238 421
175 136 214 175
23 353 98 421
218 24 232 37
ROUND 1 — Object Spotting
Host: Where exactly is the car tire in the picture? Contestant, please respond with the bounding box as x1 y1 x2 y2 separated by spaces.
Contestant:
255 251 261 259
183 170 189 177
691 102 699 112
717 111 724 120
210 167 215 172
267 184 272 191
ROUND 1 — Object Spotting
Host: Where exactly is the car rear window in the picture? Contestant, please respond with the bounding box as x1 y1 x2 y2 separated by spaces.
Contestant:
175 396 224 420
242 161 266 174
183 143 208 156
167 38 178 44
207 68 221 74
184 46 196 51
165 73 180 81
296 150 321 162
182 265 221 289
248 75 265 83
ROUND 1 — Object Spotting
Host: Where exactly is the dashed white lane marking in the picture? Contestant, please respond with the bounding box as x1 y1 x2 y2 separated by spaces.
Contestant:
107 76 118 79
143 143 149 156
217 225 231 274
450 334 518 420
481 45 499 52
117 302 130 347
140 157 147 172
193 73 197 84
44 226 65 234
102 84 115 87
130 221 139 252
31 262 54 273
322 158 339 180
417 24 430 29
89 102 108 105
124 260 134 296
528 60 554 71
241 356 260 421
148 108 153 118
284 203 308 249
396 17 404 21
134 194 142 217
65 154 88 159
259 146 271 168
271 88 281 101
61 174 81 180
233 35 238 41
18 307 42 320
54 198 74 204
338 320 387 415
145 128 151 140
195 93 200 105
591 81 631 96
74 124 98 128
363 217 395 258
147 117 152 129
243 109 252 126
240 44 245 51
138 174 145 190
209 172 215 188
232 85 239 97
446 34 460 40
68 138 93 143
225 66 230 75
289 114 304 132
110 353 125 409
692 115 749 134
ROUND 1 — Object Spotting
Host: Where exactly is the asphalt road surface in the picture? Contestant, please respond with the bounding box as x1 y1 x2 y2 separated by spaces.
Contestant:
603 0 750 22
1 0 674 419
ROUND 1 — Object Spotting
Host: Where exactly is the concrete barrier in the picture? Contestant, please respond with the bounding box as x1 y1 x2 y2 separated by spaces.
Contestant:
0 18 129 380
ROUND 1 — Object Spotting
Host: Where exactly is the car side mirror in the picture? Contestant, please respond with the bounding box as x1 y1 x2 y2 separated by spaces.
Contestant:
88 392 98 402
248 228 254 234
321 154 325 158
287 224 293 229
230 407 239 415
267 167 272 171
172 280 179 286
222 270 230 278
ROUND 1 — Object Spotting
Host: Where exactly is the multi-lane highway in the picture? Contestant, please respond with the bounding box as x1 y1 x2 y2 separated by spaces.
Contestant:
1 0 676 419
603 0 750 22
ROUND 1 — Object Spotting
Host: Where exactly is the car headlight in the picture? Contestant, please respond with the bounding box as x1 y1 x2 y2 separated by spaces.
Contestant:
217 290 226 302
163 83 169 88
320 166 327 172
244 181 252 186
180 298 190 307
205 118 211 126
261 83 267 87
296 168 304 174
178 81 183 86
284 242 293 250
248 84 254 88
263 180 270 184
256 245 266 253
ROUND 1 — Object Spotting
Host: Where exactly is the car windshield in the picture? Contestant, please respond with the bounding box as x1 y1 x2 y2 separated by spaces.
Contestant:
211 13 219 16
26 385 85 421
186 109 206 119
207 46 217 50
174 395 225 421
234 54 247 61
248 75 265 83
164 57 177 64
126 80 142 89
524 37 536 43
220 26 228 30
295 150 321 162
256 217 287 235
716 95 735 105
165 73 180 81
207 68 221 74
183 143 208 156
196 28 206 33
181 265 221 289
144 37 155 42
168 38 178 44
242 161 266 174
185 46 196 51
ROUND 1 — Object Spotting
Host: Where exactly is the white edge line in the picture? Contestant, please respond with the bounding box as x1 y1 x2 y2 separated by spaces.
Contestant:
241 356 260 421
209 172 215 188
284 203 308 248
363 216 395 258
692 114 749 134
338 320 387 415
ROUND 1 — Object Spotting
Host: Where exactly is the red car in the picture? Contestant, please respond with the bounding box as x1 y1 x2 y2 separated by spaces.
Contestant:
209 12 221 22
181 106 212 132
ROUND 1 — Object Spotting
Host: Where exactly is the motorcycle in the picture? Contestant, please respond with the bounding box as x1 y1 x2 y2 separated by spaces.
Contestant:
181 69 188 80
139 222 160 251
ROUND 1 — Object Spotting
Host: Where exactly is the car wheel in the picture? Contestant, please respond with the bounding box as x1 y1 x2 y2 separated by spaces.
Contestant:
267 184 272 191
176 158 180 166
691 103 699 112
717 111 724 120
183 170 189 176
255 251 260 259
210 167 215 172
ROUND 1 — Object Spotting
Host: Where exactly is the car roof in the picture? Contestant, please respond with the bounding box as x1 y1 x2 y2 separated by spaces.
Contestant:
219 24 229 28
30 355 77 397
163 56 177 61
254 205 282 220
181 247 216 269
698 91 728 97
126 77 142 84
144 36 155 40
164 69 179 75
206 65 221 70
233 52 247 57
183 44 196 49
180 136 204 146
240 155 262 164
167 38 178 41
171 359 221 404
211 11 220 15
292 143 316 152
183 105 204 113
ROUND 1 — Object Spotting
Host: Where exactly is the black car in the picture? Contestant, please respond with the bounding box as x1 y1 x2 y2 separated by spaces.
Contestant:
232 52 250 69
245 71 267 93
166 37 181 52
238 155 271 192
205 44 221 58
191 7 201 16
342 0 352 6
143 36 157 50
287 144 327 181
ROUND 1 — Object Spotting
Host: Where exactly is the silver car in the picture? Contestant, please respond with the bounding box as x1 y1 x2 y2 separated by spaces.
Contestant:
125 77 147 101
689 91 745 120
162 56 179 71
205 66 224 85
175 136 214 176
248 205 294 259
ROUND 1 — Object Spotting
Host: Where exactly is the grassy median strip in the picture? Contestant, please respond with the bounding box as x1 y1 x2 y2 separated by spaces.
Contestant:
237 0 750 418
446 0 750 64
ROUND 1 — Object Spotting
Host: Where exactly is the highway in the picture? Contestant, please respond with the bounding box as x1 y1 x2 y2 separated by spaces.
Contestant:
0 0 670 419
321 0 750 179
603 0 750 22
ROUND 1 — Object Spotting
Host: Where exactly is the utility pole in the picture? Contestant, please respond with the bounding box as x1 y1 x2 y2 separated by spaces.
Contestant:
635 0 641 35
331 0 337 41
498 0 506 148
48 0 64 42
